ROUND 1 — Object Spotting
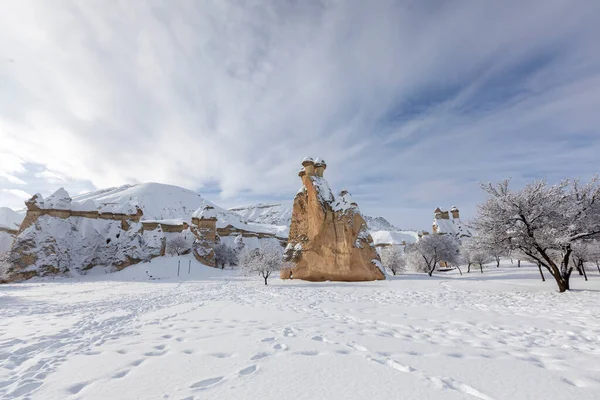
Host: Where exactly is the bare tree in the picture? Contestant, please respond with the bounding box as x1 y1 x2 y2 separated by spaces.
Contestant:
471 178 600 292
470 251 490 274
405 234 459 276
589 241 600 274
239 242 283 285
214 243 237 269
460 240 475 273
166 235 191 256
571 242 592 281
490 248 505 268
380 246 406 275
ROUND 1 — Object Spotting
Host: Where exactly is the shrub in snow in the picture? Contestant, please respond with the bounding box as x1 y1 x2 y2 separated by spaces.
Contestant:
379 246 406 275
239 242 283 285
471 177 600 292
405 233 459 276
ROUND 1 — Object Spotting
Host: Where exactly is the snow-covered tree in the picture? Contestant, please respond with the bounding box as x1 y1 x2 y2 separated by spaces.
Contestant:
166 235 191 256
214 243 237 269
379 246 406 275
239 242 283 285
460 239 476 273
470 250 490 274
233 235 245 253
471 177 600 292
405 234 459 276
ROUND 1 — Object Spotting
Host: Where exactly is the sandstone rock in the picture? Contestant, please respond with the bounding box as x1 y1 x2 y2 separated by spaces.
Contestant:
284 158 384 282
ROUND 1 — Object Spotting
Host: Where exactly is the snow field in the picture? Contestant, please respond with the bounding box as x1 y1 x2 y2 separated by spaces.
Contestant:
0 258 599 399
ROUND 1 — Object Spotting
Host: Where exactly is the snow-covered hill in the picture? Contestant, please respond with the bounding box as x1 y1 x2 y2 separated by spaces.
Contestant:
74 183 217 221
72 183 287 237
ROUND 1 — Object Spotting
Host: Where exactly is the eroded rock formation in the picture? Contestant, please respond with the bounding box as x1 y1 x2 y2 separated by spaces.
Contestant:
282 158 385 281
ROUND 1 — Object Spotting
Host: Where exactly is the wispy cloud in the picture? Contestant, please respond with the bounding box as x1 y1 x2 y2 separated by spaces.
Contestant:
1 0 599 228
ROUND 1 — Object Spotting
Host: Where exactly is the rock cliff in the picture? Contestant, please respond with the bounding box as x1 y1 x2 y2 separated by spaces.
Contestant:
282 158 384 282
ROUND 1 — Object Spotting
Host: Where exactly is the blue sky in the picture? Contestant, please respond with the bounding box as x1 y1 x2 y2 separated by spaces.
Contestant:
1 0 599 229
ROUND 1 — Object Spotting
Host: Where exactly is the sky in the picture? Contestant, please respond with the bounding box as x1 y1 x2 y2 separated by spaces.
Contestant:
1 0 599 230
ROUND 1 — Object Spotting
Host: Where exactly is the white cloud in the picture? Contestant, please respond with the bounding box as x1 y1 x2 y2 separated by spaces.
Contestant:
0 0 599 228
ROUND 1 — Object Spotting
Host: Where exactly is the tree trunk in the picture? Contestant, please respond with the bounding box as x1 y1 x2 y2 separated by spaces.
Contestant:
576 262 584 276
467 263 471 273
479 263 483 273
580 261 588 281
456 265 462 276
537 261 545 282
596 261 600 274
262 271 270 285
495 256 500 268
517 259 521 268
554 271 570 292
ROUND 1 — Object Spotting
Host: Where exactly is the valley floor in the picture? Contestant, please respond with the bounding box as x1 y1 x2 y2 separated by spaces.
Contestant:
1 258 599 400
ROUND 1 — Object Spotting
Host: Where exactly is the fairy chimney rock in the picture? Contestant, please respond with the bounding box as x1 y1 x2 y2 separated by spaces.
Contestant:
284 158 384 282
191 205 218 267
314 158 327 177
450 206 459 219
302 157 315 176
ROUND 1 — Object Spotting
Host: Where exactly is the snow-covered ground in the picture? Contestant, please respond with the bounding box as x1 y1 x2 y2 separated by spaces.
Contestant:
1 259 599 400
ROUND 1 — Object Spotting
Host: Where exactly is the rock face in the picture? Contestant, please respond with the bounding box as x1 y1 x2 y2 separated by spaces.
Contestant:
1 188 184 282
282 158 385 282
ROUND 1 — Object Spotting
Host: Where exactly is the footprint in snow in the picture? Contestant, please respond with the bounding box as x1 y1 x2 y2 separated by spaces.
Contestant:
283 328 296 337
190 376 223 389
208 352 232 358
273 343 288 351
250 352 269 361
67 381 88 394
113 369 130 379
347 342 368 352
238 365 258 376
295 350 320 356
261 337 275 343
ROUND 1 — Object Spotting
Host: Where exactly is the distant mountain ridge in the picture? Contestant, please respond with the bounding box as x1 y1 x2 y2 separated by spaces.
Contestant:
229 203 293 226
2 183 416 256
